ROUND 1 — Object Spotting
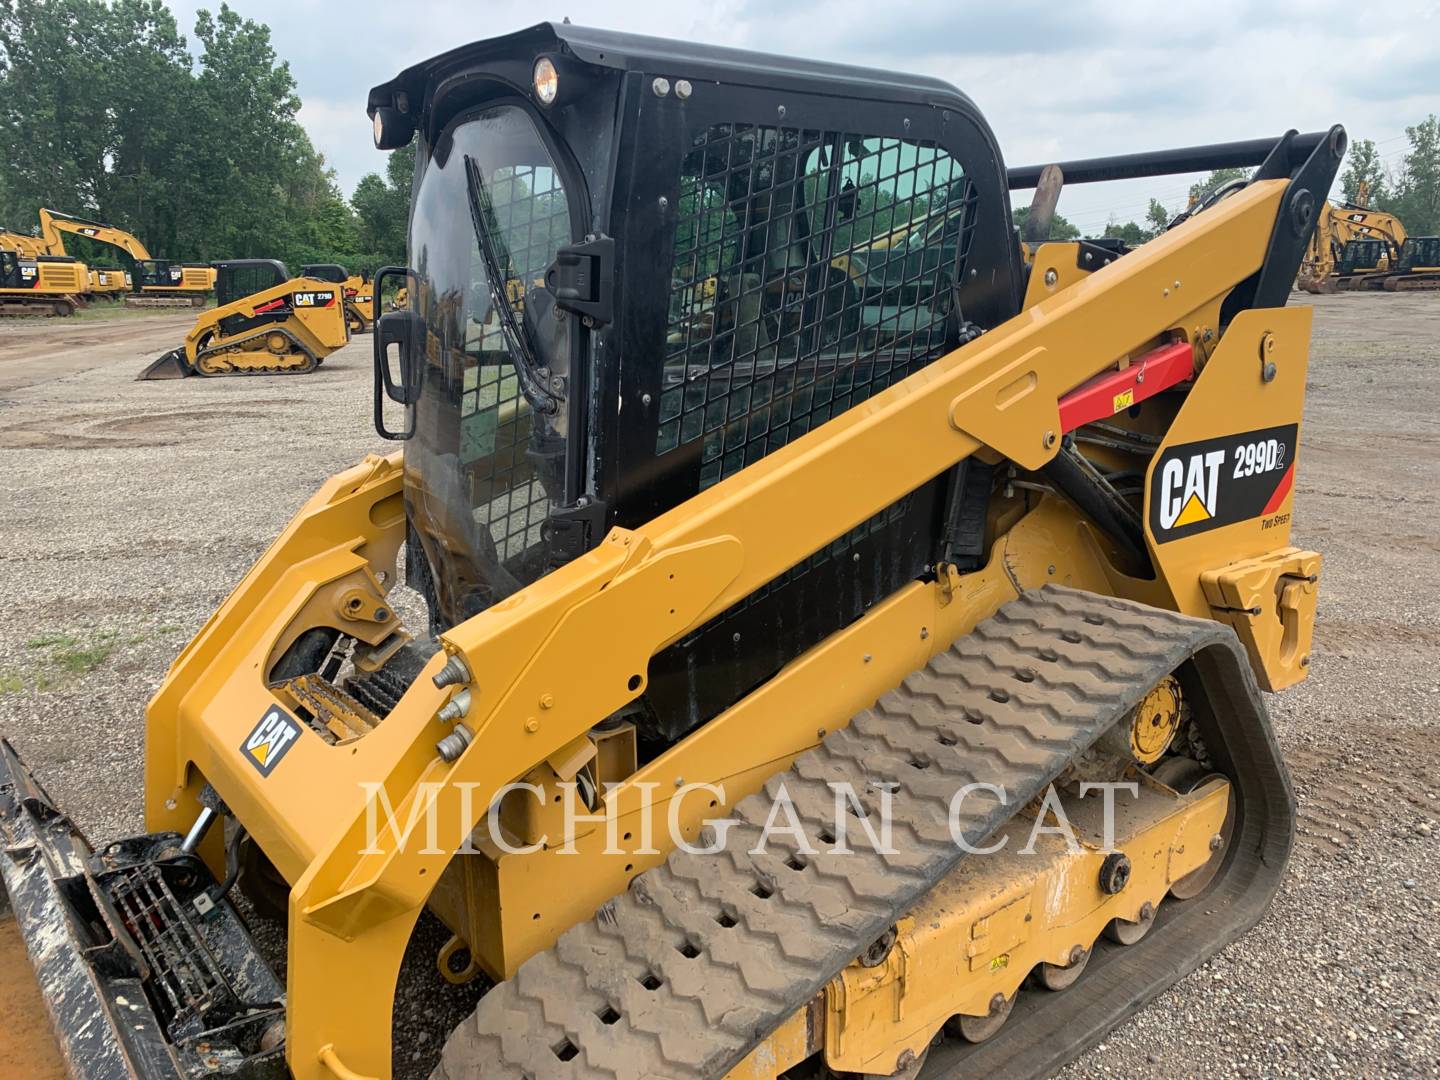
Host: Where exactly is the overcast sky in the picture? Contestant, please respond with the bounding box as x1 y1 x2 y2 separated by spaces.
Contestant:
165 0 1439 234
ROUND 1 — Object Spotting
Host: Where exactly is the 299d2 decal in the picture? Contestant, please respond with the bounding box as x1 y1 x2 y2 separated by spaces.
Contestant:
1148 424 1298 543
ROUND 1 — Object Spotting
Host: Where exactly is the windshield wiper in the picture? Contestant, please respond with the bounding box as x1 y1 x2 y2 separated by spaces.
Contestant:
463 154 560 416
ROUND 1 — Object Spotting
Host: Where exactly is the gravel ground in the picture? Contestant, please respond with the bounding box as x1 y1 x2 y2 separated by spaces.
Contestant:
1 294 1437 1078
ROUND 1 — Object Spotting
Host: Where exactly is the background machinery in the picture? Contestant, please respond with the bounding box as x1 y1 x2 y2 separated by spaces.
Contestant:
139 258 349 378
301 262 375 332
0 249 90 315
1296 197 1407 292
2 25 1334 1080
35 207 216 307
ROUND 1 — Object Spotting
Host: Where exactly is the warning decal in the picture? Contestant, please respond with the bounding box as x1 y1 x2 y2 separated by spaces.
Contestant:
1148 423 1298 543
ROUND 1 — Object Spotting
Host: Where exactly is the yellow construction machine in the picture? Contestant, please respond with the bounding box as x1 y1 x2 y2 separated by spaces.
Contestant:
36 207 216 307
301 262 376 332
139 259 350 378
1 24 1337 1080
1296 198 1408 292
0 248 90 315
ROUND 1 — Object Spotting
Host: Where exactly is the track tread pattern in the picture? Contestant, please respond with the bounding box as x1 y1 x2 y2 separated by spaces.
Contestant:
436 587 1231 1080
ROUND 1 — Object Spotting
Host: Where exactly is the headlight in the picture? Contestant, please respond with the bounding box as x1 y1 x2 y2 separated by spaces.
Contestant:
533 57 559 106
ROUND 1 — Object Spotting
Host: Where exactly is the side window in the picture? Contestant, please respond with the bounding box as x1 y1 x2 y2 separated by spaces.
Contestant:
656 123 976 488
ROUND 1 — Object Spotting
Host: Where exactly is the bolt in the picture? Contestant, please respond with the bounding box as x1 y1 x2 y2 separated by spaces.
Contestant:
1044 268 1058 287
165 798 177 811
437 724 473 762
1047 564 1056 575
549 375 566 394
540 693 555 709
1300 654 1310 667
674 79 692 100
432 653 471 689
674 776 685 788
1163 287 1170 297
1136 370 1145 384
1084 251 1093 263
1173 279 1182 289
852 552 861 562
1262 361 1277 383
1043 430 1057 449
732 632 741 643
863 653 873 663
1210 833 1224 851
651 77 670 97
524 718 540 734
920 627 929 640
777 104 787 119
641 392 652 405
438 688 472 724
658 195 668 211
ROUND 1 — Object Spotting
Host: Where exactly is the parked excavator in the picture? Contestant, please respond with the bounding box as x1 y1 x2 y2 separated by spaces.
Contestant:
301 262 376 332
35 207 216 307
0 248 90 315
1296 195 1407 292
138 259 350 379
1 24 1334 1080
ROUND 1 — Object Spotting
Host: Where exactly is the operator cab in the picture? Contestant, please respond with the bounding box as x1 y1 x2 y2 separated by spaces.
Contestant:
214 260 290 307
368 23 1023 745
300 263 350 284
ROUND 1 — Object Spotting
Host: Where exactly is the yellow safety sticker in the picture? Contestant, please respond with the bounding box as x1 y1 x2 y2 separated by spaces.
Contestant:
1112 387 1135 413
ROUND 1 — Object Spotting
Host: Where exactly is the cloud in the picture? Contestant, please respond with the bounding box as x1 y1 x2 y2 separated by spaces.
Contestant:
157 0 1440 231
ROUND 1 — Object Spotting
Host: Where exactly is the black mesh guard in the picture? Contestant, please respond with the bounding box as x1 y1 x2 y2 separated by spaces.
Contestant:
655 122 977 490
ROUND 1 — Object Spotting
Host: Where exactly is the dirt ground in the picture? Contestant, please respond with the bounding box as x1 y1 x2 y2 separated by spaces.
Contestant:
0 294 1436 1079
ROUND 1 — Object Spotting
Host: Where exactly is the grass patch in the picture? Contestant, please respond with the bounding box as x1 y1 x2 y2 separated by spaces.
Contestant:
0 672 23 693
54 641 116 674
26 632 78 649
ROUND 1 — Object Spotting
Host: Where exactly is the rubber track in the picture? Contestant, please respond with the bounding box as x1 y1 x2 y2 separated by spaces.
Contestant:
437 587 1238 1080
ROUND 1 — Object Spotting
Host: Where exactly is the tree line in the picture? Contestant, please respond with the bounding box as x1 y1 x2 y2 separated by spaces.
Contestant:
0 0 409 274
1088 117 1440 245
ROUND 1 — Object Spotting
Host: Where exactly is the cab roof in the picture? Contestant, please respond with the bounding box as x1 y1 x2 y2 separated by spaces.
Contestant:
367 22 982 119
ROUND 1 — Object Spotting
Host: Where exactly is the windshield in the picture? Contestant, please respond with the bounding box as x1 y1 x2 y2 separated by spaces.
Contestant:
406 104 576 631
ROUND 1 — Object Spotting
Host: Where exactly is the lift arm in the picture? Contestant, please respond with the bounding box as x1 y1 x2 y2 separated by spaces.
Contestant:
38 208 153 260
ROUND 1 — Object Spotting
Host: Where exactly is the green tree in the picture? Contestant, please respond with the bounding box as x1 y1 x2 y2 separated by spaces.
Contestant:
1102 219 1153 245
1145 198 1172 235
351 142 414 269
1340 138 1388 206
1390 115 1440 236
1011 205 1081 241
1188 168 1247 205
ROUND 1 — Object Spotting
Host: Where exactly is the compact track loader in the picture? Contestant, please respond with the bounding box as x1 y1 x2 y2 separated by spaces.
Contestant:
2 24 1336 1080
140 259 350 379
301 263 376 333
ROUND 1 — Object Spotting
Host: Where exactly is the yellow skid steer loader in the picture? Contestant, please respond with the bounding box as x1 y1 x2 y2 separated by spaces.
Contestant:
140 259 351 379
301 263 376 333
2 23 1337 1080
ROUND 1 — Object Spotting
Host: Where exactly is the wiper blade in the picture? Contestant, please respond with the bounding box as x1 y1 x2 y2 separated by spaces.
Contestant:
463 154 559 416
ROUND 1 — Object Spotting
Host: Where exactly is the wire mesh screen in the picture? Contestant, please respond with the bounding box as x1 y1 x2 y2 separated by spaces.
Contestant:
656 124 977 488
460 162 570 563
